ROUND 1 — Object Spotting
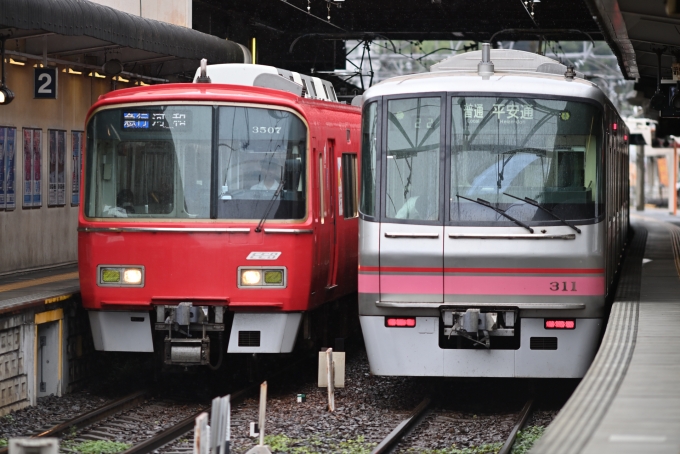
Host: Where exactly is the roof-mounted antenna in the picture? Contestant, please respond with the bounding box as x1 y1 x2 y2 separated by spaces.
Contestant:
478 43 494 80
196 58 211 83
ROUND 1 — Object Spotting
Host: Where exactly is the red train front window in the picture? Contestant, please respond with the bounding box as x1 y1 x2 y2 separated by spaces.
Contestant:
84 104 308 222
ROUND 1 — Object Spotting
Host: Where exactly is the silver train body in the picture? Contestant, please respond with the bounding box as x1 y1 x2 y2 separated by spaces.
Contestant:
358 47 629 378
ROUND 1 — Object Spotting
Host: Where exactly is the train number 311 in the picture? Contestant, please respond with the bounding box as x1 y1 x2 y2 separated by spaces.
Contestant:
549 281 577 291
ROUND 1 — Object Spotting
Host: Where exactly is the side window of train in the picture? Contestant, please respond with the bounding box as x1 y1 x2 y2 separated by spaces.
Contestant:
342 153 358 219
360 101 378 218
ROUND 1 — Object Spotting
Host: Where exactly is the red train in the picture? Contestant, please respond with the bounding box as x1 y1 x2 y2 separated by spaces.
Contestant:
78 63 361 368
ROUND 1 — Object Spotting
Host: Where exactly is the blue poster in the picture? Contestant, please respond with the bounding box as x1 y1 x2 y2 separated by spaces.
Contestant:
71 131 82 206
0 127 5 210
6 128 15 210
23 128 32 207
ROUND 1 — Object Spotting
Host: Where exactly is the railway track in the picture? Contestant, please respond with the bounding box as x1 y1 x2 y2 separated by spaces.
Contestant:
2 357 311 454
0 391 149 454
372 396 534 454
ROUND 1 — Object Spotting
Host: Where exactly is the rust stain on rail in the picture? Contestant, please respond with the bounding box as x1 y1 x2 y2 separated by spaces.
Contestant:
0 272 79 294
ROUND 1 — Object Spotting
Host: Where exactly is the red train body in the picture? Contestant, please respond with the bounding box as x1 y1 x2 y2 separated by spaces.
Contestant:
78 66 361 367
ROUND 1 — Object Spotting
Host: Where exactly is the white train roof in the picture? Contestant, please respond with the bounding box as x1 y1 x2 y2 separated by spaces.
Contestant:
192 63 339 102
362 48 603 104
431 49 585 78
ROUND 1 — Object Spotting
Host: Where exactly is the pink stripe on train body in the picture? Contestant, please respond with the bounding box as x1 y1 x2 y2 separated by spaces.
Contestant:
359 273 605 296
358 273 380 293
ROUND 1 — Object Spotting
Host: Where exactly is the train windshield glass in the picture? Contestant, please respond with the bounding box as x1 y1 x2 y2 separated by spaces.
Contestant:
85 105 213 219
84 105 308 221
450 97 602 225
385 97 442 220
216 106 307 220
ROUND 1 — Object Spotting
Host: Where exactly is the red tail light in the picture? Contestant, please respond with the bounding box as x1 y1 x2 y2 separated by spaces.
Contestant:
545 319 575 329
612 123 618 130
385 317 416 328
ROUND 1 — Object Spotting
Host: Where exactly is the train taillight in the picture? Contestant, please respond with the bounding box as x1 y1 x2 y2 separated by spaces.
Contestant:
544 319 575 329
385 317 416 328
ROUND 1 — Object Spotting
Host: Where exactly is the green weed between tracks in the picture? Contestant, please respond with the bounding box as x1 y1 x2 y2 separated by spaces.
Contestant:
259 426 544 454
61 440 130 454
264 434 376 454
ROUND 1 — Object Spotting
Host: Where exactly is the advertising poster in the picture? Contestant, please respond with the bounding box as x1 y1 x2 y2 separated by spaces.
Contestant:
23 129 32 207
49 130 57 206
0 127 5 209
33 129 42 207
57 130 65 205
71 131 82 206
6 128 16 210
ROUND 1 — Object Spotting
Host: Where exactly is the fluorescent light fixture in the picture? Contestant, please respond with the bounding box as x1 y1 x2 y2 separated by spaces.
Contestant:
9 58 25 66
63 67 83 75
88 71 106 79
113 75 129 82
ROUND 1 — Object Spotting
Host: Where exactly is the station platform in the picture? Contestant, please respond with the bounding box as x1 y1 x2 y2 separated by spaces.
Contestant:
0 264 80 316
532 209 680 454
0 263 85 414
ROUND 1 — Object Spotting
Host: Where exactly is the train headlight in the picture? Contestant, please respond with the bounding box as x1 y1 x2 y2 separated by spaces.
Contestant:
123 268 143 285
98 265 144 287
241 270 262 286
238 267 286 288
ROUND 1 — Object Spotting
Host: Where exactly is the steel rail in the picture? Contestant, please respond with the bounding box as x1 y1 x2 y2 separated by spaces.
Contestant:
498 399 534 454
370 396 432 454
0 390 149 454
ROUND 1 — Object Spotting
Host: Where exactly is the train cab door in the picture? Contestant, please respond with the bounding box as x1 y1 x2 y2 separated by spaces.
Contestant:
379 95 445 305
326 139 339 289
315 140 337 295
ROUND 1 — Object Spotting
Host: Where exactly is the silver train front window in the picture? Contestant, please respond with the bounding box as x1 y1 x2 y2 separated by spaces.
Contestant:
450 97 602 224
385 97 441 220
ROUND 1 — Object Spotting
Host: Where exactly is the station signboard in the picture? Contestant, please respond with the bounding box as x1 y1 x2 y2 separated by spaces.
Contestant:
34 67 58 99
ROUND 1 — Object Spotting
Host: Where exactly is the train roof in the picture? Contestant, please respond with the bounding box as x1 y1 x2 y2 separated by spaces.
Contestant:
88 82 359 120
363 49 607 106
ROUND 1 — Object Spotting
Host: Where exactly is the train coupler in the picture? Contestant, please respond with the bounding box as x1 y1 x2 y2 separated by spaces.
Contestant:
441 308 516 348
164 337 211 366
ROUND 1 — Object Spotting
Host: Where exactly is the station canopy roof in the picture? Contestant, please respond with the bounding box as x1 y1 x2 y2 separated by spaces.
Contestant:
590 0 680 82
0 0 249 82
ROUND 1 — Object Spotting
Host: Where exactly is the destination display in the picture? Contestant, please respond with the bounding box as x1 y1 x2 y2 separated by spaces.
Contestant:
122 111 191 131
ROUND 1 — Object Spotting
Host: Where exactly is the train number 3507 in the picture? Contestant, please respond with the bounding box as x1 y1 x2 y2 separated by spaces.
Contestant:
549 281 577 291
252 126 282 134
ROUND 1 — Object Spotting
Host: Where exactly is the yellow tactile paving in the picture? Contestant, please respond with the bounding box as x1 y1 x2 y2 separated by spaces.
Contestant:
0 272 79 294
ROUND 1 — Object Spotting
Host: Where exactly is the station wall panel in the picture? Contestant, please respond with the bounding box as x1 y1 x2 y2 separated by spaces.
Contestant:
0 60 112 274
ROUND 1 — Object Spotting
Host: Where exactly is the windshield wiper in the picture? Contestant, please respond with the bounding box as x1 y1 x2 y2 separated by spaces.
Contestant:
456 194 534 233
503 192 581 234
255 179 286 233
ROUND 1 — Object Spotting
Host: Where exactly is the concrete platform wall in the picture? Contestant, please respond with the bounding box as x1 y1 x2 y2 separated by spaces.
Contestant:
0 299 92 416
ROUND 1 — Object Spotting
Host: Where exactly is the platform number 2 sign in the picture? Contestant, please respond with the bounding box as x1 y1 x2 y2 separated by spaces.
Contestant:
34 68 57 99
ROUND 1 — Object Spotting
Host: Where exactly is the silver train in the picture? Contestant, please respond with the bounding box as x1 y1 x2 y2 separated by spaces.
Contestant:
357 45 629 378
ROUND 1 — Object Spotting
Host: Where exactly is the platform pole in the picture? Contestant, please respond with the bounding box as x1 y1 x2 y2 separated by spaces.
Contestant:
674 140 677 215
636 144 645 211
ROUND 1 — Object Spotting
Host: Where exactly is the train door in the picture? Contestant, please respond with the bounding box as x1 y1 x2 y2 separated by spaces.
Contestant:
379 95 445 304
326 139 339 289
315 140 336 294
